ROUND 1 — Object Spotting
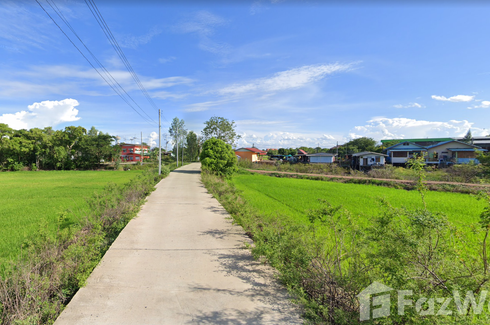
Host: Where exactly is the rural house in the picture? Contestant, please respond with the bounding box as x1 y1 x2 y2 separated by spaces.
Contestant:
385 140 486 166
425 140 486 165
235 147 267 162
351 152 388 169
385 142 427 165
295 149 308 163
306 152 336 164
121 144 150 162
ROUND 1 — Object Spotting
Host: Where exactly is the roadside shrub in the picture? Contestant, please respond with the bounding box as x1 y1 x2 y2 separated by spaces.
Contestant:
199 138 237 177
446 163 484 183
0 170 165 325
237 159 254 169
202 167 490 324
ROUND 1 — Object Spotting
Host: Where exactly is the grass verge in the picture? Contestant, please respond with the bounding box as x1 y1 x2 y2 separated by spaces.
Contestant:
202 170 490 324
0 166 171 324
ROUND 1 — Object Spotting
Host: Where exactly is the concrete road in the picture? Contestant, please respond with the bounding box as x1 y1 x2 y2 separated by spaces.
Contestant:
55 163 302 325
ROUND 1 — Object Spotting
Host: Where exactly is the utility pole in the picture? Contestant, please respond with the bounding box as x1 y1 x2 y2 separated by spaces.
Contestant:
140 131 143 165
176 124 179 168
158 109 161 175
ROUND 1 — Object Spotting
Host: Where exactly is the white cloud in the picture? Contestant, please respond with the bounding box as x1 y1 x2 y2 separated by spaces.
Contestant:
0 65 194 98
150 91 187 100
468 100 490 109
174 11 230 55
148 131 158 147
351 117 487 140
236 119 284 125
393 102 423 109
119 27 162 49
431 94 475 102
237 131 339 149
183 99 234 112
0 99 80 129
141 76 194 90
158 56 176 64
218 63 355 96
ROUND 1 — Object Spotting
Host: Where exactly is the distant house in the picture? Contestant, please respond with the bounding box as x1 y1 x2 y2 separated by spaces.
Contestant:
385 142 427 165
385 140 486 166
307 153 336 164
121 144 150 162
235 147 267 162
464 136 490 152
295 149 308 163
352 152 388 169
425 140 486 165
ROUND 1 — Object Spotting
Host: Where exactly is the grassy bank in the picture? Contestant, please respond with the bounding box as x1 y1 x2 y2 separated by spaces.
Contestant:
0 166 172 324
232 172 486 228
0 170 144 263
203 170 490 324
238 159 490 184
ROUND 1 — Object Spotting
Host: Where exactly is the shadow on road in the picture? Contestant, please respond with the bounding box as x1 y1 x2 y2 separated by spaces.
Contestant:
172 169 201 174
185 248 302 324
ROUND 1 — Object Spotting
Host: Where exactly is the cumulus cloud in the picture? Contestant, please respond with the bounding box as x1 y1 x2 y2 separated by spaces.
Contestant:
0 99 80 129
393 102 423 109
468 100 490 109
148 131 158 147
351 117 486 140
218 63 355 96
431 95 475 102
236 131 338 149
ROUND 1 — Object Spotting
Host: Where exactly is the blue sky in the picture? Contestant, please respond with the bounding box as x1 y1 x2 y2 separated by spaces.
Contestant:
1 0 489 148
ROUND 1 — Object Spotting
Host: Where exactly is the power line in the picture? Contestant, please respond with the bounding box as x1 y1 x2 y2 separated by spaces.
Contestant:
46 0 156 124
35 0 157 125
84 0 169 123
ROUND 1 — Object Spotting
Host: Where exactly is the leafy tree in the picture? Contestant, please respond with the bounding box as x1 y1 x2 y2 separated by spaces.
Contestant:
169 117 186 166
186 131 199 162
267 149 278 157
0 123 121 171
78 129 115 168
462 129 473 144
202 116 241 147
200 138 237 177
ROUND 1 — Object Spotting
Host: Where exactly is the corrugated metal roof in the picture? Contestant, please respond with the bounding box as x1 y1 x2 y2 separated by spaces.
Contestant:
352 151 388 157
448 148 487 152
306 153 336 156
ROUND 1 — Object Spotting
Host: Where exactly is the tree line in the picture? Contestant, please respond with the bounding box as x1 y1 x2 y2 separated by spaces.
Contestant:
267 137 383 157
168 116 241 165
0 123 118 171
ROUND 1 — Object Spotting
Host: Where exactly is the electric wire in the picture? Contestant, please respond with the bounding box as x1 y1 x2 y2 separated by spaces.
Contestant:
46 0 156 123
84 0 169 122
45 0 156 124
35 0 157 125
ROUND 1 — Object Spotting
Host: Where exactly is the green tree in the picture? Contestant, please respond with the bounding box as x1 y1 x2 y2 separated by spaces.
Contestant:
267 149 278 157
200 138 237 177
339 137 379 157
78 128 115 169
462 129 473 144
278 148 287 155
186 131 199 162
169 117 186 166
202 116 241 147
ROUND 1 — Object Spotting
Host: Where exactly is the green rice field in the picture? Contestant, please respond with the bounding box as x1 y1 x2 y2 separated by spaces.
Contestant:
232 173 487 230
0 170 144 263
